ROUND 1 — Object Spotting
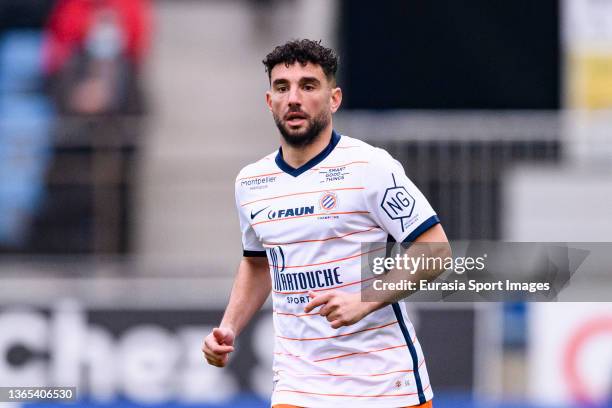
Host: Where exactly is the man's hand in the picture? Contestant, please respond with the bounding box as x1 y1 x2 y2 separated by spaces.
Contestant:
202 327 235 367
304 291 382 329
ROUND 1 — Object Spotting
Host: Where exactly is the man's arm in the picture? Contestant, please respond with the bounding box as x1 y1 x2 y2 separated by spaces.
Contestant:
304 224 450 328
202 256 270 367
360 223 451 310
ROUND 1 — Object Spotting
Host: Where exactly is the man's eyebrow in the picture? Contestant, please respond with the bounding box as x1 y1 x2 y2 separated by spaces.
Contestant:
271 77 321 87
272 78 289 86
299 77 321 84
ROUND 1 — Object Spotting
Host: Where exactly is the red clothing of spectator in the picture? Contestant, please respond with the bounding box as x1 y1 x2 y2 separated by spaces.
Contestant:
43 0 151 74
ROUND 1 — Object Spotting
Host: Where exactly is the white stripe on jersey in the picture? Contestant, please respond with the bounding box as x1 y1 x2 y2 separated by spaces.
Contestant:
235 131 439 408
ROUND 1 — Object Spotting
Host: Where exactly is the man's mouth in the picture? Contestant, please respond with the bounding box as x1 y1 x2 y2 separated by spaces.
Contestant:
285 112 308 126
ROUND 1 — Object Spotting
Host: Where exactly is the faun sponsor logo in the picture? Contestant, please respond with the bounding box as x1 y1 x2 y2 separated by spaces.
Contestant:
267 206 315 220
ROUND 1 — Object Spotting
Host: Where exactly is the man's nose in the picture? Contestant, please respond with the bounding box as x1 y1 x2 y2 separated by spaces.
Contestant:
287 87 302 106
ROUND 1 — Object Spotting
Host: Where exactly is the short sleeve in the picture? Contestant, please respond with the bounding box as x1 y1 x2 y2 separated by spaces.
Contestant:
363 149 440 243
235 183 266 257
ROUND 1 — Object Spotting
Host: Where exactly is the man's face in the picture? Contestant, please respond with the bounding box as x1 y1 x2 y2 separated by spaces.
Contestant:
266 62 342 148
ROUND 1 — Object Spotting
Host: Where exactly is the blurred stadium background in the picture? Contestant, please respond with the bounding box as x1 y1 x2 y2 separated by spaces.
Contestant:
0 0 611 407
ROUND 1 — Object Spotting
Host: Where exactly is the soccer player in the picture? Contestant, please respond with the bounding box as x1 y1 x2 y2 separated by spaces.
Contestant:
202 39 449 408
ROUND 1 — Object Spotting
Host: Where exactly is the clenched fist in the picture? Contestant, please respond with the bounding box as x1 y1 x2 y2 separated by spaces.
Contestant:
202 327 235 367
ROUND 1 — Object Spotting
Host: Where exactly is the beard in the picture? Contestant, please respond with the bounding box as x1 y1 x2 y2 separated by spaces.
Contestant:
273 109 330 148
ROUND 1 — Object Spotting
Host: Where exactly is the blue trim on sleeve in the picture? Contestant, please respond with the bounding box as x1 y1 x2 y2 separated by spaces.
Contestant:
401 215 440 248
243 250 267 257
391 303 427 404
275 130 341 177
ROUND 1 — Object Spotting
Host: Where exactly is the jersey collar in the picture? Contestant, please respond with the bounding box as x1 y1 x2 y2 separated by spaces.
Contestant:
275 130 341 177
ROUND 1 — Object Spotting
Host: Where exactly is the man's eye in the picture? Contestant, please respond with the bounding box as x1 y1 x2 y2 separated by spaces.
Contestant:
277 86 288 92
304 84 315 91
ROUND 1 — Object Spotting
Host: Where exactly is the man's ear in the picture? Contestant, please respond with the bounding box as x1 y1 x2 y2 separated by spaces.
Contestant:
265 91 273 111
330 87 342 113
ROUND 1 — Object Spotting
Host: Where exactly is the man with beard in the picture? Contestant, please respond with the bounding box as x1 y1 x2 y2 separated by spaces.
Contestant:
202 39 448 408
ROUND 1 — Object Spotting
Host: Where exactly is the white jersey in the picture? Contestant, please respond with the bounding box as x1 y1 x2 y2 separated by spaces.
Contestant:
235 131 439 408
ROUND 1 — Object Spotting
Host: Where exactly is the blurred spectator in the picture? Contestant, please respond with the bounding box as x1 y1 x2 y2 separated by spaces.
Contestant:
43 0 151 114
24 0 153 254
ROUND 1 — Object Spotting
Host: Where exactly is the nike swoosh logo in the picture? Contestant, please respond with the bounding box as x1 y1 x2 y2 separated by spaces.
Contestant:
250 206 269 220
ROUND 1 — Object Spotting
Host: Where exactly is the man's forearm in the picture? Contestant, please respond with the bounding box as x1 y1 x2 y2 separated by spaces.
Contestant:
219 257 271 337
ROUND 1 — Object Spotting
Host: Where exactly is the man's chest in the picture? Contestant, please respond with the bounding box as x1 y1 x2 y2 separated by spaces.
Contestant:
244 169 369 245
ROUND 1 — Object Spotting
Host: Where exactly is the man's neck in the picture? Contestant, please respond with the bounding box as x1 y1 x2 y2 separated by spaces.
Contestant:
281 125 334 169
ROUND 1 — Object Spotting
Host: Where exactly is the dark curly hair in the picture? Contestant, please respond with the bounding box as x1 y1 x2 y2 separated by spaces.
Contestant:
262 39 338 84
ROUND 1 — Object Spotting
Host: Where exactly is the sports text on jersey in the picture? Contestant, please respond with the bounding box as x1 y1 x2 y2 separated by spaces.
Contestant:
274 266 343 292
240 175 277 187
268 246 343 292
319 166 350 183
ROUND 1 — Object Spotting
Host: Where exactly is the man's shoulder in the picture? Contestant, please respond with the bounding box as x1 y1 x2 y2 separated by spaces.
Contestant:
336 134 371 152
337 134 397 167
235 150 279 188
236 151 277 179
